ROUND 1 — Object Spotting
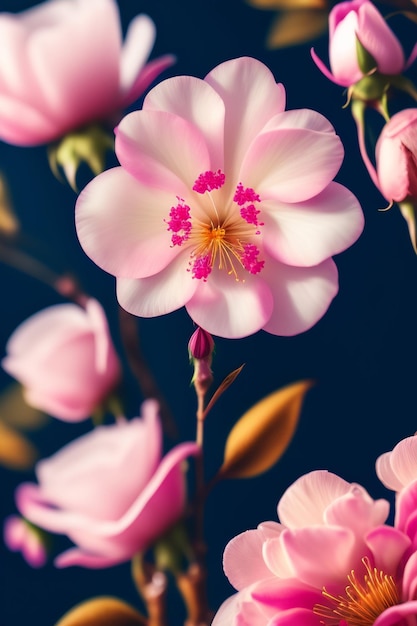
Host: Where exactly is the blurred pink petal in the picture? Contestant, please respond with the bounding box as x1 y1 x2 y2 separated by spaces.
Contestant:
4 515 47 568
2 299 121 422
0 0 174 146
15 401 199 568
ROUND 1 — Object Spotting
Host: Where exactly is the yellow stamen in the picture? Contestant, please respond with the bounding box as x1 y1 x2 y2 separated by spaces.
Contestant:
313 557 399 626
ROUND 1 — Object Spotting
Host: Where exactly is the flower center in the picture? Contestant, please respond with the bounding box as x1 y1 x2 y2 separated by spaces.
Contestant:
313 557 399 626
165 170 264 281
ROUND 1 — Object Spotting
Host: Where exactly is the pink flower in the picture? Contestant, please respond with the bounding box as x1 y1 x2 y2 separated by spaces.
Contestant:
311 0 415 87
14 400 200 568
0 0 175 146
2 299 121 422
75 56 364 339
213 470 417 626
376 434 417 493
4 515 47 568
375 109 417 204
376 434 417 548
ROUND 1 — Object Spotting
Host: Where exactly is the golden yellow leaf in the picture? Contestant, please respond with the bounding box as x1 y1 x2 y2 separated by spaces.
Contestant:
0 421 38 470
267 10 329 48
55 597 147 626
217 380 313 480
247 0 327 9
0 384 48 430
0 172 19 236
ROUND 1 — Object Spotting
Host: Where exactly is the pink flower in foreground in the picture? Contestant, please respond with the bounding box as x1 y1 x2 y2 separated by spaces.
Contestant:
375 109 417 204
311 0 415 87
2 299 121 422
4 515 47 568
213 470 417 626
0 0 175 146
14 400 199 568
376 434 417 551
76 56 364 339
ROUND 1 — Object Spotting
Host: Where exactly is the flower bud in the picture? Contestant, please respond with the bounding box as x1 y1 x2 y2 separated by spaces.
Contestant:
188 328 215 397
311 0 412 88
188 327 215 360
376 108 417 252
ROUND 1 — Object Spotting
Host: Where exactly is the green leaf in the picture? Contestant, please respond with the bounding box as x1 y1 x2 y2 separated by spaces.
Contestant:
55 597 147 626
217 380 313 480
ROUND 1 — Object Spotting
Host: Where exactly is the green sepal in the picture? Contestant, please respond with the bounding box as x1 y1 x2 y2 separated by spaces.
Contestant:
355 36 377 75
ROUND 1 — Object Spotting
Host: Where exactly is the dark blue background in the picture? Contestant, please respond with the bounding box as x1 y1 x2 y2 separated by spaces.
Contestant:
1 1 417 624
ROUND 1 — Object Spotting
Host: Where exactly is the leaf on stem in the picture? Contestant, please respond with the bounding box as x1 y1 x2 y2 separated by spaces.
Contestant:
217 379 313 480
202 364 245 420
55 597 147 626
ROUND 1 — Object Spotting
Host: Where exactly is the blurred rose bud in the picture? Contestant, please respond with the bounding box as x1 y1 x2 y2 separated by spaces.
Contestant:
311 0 411 87
2 299 121 422
4 515 47 568
14 400 199 568
0 0 175 147
376 109 417 203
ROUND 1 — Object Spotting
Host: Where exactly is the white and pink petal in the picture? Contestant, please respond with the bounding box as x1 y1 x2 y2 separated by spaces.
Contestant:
76 167 179 279
186 269 273 339
261 257 339 337
262 182 363 267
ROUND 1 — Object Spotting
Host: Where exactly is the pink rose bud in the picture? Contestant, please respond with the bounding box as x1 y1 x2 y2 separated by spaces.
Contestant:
311 0 409 87
2 299 121 422
188 327 215 360
4 515 47 568
189 328 215 397
0 0 175 146
14 401 200 569
375 108 417 252
376 109 417 203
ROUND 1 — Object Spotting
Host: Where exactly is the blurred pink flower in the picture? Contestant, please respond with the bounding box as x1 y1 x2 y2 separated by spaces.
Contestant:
311 0 416 87
213 470 417 626
376 109 417 204
76 56 364 339
2 299 121 422
0 0 175 146
4 515 47 568
14 400 199 568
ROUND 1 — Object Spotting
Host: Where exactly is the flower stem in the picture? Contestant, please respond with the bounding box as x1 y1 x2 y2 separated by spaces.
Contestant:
176 563 214 626
117 307 178 439
0 241 86 305
131 554 168 626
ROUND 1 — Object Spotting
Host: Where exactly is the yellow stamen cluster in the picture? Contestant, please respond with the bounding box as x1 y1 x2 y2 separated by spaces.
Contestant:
313 557 399 626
